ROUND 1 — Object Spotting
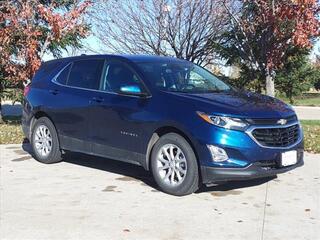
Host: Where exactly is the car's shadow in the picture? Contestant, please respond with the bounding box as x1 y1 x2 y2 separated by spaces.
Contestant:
22 142 275 194
64 151 157 188
196 177 274 194
22 142 157 188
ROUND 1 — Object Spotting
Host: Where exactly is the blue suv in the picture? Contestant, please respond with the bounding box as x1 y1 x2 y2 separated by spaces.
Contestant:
22 55 304 195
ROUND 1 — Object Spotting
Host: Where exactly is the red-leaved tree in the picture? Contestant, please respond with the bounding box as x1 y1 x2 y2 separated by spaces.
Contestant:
0 0 92 122
0 0 91 83
0 0 91 122
221 0 320 96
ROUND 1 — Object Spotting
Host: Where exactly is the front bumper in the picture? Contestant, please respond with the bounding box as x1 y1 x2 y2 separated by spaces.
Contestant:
201 151 304 184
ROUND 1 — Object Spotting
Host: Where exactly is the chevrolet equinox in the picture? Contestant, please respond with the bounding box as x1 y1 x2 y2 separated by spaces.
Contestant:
22 55 304 195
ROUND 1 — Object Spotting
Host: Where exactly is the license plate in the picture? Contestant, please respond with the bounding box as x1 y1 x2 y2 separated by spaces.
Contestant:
281 151 297 167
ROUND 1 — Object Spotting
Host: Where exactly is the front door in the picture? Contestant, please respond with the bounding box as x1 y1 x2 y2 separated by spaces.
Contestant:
89 60 151 165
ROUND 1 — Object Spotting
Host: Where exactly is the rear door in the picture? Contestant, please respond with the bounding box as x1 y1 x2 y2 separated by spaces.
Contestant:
49 58 105 153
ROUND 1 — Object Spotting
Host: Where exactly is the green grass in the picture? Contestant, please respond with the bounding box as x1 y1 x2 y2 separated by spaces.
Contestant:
300 120 320 126
1 117 319 153
279 92 320 106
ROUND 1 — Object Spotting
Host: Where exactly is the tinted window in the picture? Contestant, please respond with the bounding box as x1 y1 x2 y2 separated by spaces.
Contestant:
67 59 104 90
32 61 61 82
103 61 144 92
56 64 71 85
138 62 231 93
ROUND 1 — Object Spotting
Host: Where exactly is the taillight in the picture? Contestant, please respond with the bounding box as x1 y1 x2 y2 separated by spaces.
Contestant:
23 85 30 96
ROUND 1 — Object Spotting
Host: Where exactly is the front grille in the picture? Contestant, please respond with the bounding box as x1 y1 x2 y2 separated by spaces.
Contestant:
246 115 297 125
252 124 300 147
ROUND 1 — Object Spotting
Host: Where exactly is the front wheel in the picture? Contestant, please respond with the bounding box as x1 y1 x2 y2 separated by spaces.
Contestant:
151 133 199 196
31 117 62 164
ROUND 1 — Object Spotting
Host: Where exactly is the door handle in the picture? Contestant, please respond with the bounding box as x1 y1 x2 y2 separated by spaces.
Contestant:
49 89 59 95
91 97 104 103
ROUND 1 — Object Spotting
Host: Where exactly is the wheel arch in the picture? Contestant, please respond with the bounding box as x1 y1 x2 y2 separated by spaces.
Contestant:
145 126 201 178
29 111 58 141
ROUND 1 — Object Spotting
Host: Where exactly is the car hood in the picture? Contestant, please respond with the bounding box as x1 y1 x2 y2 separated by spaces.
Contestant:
165 90 296 119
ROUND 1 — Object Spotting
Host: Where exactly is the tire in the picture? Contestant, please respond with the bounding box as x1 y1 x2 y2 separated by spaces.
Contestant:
151 133 199 196
31 117 62 164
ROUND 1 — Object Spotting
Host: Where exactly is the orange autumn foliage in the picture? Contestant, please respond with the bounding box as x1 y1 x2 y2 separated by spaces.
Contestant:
0 0 91 84
242 0 320 71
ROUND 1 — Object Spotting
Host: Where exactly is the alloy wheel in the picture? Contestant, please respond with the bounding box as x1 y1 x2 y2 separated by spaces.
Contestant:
156 144 187 186
34 125 53 157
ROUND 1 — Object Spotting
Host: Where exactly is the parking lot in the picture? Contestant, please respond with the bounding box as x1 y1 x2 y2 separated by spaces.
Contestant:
0 143 319 240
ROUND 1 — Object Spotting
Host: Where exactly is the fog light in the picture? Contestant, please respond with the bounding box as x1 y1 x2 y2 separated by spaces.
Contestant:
207 145 228 162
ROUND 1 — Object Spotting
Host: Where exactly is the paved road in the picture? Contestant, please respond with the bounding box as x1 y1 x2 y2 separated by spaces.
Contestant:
294 106 320 120
0 144 319 240
1 101 22 116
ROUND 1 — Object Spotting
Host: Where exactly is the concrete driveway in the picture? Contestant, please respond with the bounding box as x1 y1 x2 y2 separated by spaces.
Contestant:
0 144 319 240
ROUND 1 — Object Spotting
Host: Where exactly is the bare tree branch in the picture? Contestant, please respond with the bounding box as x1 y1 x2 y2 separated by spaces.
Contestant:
89 0 230 65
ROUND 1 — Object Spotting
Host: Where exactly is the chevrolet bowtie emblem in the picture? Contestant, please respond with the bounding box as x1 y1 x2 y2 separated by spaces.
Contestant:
277 119 287 125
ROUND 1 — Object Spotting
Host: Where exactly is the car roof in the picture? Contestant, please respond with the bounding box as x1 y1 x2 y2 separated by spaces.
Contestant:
44 54 189 64
120 54 188 63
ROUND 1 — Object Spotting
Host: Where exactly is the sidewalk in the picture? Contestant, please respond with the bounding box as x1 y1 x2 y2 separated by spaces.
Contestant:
293 106 320 120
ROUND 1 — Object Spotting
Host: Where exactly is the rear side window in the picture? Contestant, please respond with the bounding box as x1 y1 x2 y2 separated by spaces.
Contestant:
33 61 61 82
56 64 71 85
67 59 104 90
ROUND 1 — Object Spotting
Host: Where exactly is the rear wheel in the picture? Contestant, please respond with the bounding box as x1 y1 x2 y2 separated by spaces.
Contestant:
31 117 62 164
151 133 199 196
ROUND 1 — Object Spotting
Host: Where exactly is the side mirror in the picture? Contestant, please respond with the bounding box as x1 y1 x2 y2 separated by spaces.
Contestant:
119 85 149 97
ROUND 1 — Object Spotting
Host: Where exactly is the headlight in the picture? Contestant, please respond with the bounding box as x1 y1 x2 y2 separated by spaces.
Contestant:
197 112 248 131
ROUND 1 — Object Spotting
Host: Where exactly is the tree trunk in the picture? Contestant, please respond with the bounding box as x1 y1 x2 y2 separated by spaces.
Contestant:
289 97 294 105
266 74 275 97
288 86 294 105
0 101 3 124
0 81 3 123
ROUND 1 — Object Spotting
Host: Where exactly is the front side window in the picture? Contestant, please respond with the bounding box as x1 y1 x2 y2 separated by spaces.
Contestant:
137 62 231 93
102 61 145 93
67 59 104 90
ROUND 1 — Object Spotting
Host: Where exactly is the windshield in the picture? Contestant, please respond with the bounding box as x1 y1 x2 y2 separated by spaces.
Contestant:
137 61 231 93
